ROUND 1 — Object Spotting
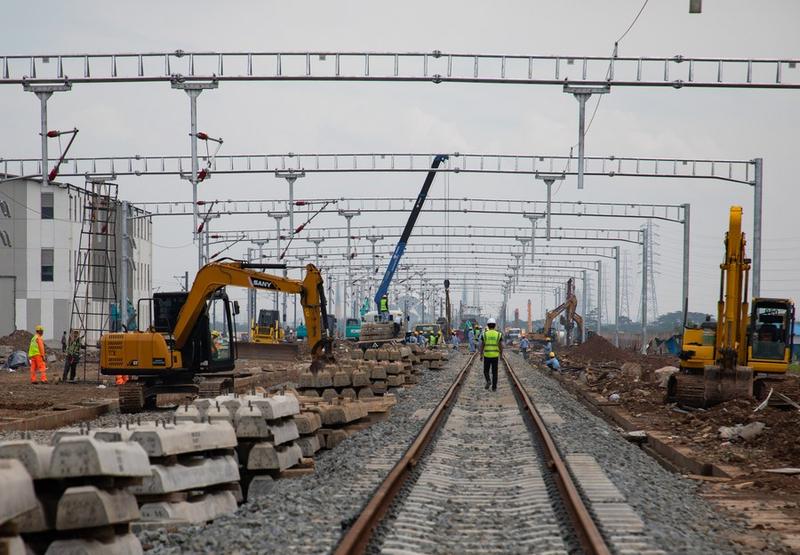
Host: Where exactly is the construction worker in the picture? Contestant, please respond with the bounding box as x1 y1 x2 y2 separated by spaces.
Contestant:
520 335 530 361
545 352 561 371
451 330 460 348
62 329 82 383
379 294 389 321
474 324 483 344
28 325 48 384
467 326 476 352
437 328 443 345
544 336 553 354
61 331 67 353
428 330 437 348
481 318 502 391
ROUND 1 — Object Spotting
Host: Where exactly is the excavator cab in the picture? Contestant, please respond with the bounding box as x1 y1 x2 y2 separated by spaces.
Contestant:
749 299 795 373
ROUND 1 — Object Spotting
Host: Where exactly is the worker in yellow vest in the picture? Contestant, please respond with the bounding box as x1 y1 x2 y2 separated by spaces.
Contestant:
480 318 503 391
28 325 48 384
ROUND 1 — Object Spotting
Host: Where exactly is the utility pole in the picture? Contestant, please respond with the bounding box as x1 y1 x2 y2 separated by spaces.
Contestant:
309 236 324 266
339 209 361 319
366 234 384 298
250 238 269 332
614 246 621 348
274 170 305 242
268 211 288 317
534 174 564 239
24 82 72 188
523 213 544 263
516 238 530 276
172 80 218 271
563 84 610 190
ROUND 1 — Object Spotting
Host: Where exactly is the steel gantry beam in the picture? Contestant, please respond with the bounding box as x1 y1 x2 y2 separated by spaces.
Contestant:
0 153 756 184
210 225 645 245
3 51 798 88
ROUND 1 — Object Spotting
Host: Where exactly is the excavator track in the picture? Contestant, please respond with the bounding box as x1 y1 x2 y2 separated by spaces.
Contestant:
668 366 754 409
667 372 706 408
119 382 146 414
198 377 234 398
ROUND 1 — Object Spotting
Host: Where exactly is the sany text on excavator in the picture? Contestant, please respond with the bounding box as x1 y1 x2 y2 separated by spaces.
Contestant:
100 261 334 412
668 206 795 408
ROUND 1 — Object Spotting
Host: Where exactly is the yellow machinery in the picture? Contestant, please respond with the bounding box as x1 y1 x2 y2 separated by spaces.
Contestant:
533 278 584 346
100 261 334 412
668 206 795 408
250 309 285 344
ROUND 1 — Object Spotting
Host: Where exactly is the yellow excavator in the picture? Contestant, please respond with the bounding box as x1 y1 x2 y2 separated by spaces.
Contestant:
668 206 795 408
100 261 334 412
530 278 584 346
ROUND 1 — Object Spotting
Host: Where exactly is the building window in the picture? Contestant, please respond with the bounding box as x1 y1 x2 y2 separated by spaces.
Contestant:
41 192 54 220
41 248 54 282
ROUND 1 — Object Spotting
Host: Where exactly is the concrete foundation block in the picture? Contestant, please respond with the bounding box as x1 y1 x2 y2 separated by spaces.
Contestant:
371 381 387 395
92 428 137 443
128 422 237 457
45 533 143 555
313 372 333 389
387 375 405 387
321 388 337 402
298 372 315 388
56 486 140 530
350 369 370 387
318 401 366 426
13 496 52 533
295 435 321 458
139 491 237 524
246 475 275 498
332 371 351 388
340 388 357 400
320 429 348 450
0 459 37 525
50 437 150 478
192 398 213 410
364 349 377 360
0 440 54 479
204 405 234 424
357 386 375 400
369 365 387 380
240 394 300 420
174 403 204 423
246 442 302 471
0 536 25 555
213 394 243 414
129 455 239 495
386 362 403 375
234 405 271 438
293 412 322 435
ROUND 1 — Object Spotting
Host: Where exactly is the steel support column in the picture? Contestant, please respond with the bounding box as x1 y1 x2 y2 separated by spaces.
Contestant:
752 158 763 297
24 83 71 187
682 203 691 324
641 226 648 354
536 174 564 240
564 85 610 190
614 246 620 348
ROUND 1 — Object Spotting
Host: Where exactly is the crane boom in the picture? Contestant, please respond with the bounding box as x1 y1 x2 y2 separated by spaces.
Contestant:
374 154 448 310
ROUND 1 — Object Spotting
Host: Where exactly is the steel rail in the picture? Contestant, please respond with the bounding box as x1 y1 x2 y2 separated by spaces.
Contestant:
502 353 610 555
334 350 610 554
334 352 477 554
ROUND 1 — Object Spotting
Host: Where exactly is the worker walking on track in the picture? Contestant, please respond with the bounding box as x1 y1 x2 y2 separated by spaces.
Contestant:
28 325 48 384
480 318 503 391
467 326 475 352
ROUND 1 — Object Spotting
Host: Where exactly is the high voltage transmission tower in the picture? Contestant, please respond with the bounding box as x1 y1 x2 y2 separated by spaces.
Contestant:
637 220 660 322
620 251 632 320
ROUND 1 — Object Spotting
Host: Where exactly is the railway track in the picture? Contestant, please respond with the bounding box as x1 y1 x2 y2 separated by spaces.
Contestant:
334 352 645 555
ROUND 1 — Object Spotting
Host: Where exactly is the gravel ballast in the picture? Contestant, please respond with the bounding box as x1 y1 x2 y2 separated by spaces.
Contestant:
509 352 775 555
142 353 466 554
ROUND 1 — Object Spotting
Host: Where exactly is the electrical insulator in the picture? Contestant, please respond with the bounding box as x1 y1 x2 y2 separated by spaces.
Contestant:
197 222 205 233
48 168 58 181
210 234 221 239
295 224 305 233
295 201 307 206
196 132 209 140
196 201 206 205
197 169 208 182
46 130 60 138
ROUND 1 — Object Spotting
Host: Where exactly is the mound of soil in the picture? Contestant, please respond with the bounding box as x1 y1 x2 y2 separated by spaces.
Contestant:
0 330 34 351
567 334 635 364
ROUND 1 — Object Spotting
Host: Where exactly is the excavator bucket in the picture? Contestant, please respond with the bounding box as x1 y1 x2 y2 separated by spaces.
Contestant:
668 365 753 408
236 341 299 361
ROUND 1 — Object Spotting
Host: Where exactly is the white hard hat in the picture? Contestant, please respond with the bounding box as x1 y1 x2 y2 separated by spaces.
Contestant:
487 318 496 325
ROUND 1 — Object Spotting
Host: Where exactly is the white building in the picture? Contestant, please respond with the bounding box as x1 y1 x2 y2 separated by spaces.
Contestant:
0 177 153 341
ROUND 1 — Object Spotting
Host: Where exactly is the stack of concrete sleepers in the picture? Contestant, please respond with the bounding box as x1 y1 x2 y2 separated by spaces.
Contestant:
0 435 149 554
0 459 37 555
296 361 374 402
300 397 369 450
231 392 306 498
93 420 241 530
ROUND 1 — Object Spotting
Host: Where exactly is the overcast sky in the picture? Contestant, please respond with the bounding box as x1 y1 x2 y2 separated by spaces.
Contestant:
2 1 798 324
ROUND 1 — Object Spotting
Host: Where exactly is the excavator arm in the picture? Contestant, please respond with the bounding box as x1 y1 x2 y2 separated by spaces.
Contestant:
172 261 332 361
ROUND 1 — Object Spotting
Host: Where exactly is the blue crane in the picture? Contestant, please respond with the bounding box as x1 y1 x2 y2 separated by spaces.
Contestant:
374 154 449 312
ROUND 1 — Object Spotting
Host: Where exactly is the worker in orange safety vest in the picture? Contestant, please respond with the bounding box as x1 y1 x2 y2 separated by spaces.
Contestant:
28 325 48 384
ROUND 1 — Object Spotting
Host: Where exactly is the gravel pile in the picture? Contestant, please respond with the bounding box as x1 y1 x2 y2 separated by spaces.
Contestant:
141 354 466 554
510 352 778 555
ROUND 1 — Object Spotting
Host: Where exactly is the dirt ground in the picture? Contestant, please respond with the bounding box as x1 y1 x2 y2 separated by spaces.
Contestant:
555 335 800 496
